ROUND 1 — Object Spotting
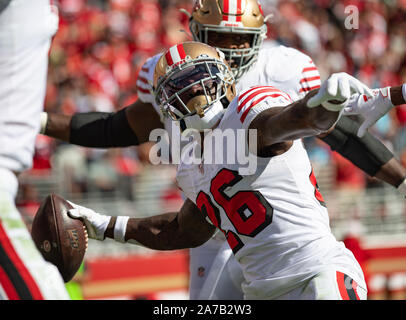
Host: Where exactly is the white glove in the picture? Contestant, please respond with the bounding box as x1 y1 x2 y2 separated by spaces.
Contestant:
343 87 394 137
307 72 374 111
67 201 111 241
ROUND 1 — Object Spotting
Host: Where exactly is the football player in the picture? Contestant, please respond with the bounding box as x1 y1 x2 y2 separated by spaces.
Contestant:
67 41 381 299
41 0 406 299
0 0 69 299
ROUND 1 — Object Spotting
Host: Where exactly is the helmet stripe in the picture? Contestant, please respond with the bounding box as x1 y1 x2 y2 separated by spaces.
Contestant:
222 0 242 22
223 0 242 15
165 44 187 67
177 44 186 60
223 0 230 14
165 50 174 67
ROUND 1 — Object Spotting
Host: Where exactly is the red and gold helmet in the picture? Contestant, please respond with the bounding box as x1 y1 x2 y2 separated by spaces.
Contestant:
189 0 267 81
153 41 235 131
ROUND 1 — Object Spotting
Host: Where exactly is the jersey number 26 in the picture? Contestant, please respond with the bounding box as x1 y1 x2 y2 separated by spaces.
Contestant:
196 168 273 254
196 168 325 254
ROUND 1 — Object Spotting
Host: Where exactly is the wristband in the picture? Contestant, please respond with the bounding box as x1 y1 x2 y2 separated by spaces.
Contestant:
397 179 406 197
40 112 48 134
114 216 130 243
402 84 406 103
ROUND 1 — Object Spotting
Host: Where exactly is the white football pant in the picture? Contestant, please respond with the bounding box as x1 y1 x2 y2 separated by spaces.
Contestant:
189 237 367 300
271 267 368 300
189 237 244 300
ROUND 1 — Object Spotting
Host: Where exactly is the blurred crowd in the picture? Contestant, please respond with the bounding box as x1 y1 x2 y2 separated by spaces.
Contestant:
19 0 406 218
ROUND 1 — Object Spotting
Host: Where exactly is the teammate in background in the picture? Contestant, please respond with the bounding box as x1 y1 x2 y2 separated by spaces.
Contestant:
0 0 69 299
67 42 379 299
40 0 406 299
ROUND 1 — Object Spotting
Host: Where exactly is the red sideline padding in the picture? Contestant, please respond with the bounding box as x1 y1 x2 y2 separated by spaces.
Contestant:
82 250 190 299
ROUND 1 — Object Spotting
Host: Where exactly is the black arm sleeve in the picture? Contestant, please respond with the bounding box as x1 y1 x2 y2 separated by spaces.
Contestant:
69 108 139 148
319 116 393 177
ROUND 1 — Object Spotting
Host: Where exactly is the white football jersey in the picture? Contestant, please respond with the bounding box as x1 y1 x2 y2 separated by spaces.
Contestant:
136 45 365 298
175 86 365 299
136 44 323 239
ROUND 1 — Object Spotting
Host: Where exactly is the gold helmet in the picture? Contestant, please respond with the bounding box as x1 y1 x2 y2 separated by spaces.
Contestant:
189 0 267 81
154 41 235 131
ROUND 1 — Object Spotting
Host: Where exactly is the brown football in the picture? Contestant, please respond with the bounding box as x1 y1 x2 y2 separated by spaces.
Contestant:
31 194 87 282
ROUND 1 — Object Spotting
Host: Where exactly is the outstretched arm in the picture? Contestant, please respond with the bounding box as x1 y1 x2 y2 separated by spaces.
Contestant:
69 198 216 250
41 99 163 147
251 90 340 152
251 76 406 194
294 58 406 191
250 73 373 156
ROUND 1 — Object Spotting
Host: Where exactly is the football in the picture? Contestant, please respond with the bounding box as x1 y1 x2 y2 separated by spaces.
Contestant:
31 194 88 282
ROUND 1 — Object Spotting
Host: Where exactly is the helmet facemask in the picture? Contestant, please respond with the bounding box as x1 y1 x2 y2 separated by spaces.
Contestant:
189 21 267 81
188 0 268 81
155 55 235 132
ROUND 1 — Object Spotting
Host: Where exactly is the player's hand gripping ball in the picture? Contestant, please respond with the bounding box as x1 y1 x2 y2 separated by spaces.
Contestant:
31 194 88 282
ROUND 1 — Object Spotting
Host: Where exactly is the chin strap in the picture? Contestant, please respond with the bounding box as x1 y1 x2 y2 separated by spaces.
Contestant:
179 8 191 18
264 13 274 23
